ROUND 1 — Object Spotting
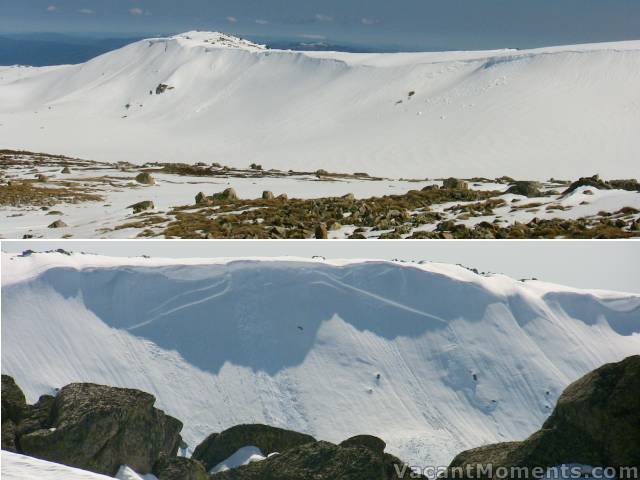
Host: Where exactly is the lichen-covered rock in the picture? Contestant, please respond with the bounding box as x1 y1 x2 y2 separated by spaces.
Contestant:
19 383 183 476
442 178 468 190
153 455 209 480
561 175 610 195
341 193 355 201
211 439 425 480
315 223 328 239
128 200 155 213
193 424 315 471
262 191 274 200
211 188 238 201
447 355 640 477
506 181 542 197
15 394 55 439
135 172 156 185
340 435 386 457
1 375 27 422
2 419 17 452
48 220 68 228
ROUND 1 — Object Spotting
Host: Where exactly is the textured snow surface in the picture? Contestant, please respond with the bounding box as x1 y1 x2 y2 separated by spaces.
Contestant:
1 451 113 480
1 32 639 178
2 253 639 467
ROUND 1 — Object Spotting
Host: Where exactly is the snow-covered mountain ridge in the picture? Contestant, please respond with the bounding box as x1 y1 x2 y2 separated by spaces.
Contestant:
1 32 639 178
2 252 639 466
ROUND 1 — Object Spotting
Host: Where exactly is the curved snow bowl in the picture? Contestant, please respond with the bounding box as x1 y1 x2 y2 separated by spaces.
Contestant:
1 32 639 178
2 256 639 466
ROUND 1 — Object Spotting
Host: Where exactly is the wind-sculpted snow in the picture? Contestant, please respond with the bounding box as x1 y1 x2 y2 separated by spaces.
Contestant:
1 32 639 178
2 255 639 466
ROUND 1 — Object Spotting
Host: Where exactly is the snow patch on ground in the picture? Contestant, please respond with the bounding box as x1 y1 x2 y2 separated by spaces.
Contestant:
210 446 266 473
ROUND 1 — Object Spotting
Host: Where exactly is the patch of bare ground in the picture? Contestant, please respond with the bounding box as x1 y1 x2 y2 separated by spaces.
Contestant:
162 187 498 239
0 181 103 207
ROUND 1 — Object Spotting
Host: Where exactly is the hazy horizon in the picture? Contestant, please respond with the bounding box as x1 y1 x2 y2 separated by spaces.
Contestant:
2 0 640 51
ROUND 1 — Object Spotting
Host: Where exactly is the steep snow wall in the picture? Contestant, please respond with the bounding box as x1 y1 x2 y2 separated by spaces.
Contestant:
1 33 639 178
2 253 639 465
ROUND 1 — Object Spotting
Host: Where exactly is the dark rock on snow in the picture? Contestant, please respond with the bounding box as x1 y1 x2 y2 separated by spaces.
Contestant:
153 455 209 480
211 439 425 480
128 200 155 213
506 181 542 197
18 382 183 476
442 177 468 190
193 424 316 472
340 434 387 456
135 172 156 185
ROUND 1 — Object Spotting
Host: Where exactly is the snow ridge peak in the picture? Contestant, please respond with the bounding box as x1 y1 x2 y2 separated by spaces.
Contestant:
169 31 266 51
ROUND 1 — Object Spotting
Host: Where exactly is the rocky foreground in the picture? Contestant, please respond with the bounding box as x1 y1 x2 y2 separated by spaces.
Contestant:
2 355 639 479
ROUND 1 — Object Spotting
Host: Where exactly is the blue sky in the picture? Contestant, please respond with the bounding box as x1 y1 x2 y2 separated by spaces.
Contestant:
1 0 639 50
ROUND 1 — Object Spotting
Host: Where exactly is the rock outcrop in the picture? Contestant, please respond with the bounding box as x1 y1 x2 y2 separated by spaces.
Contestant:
340 435 386 456
15 382 183 476
135 172 156 185
447 355 640 477
506 181 542 197
210 438 425 480
192 424 316 472
442 178 468 190
128 200 155 213
153 455 209 480
48 220 68 228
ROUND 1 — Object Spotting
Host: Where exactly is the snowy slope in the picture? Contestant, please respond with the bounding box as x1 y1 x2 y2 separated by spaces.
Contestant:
2 252 639 466
1 32 639 179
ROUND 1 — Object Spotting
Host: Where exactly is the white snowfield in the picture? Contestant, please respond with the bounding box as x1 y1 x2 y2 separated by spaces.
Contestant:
1 31 639 179
2 253 639 468
0 451 158 480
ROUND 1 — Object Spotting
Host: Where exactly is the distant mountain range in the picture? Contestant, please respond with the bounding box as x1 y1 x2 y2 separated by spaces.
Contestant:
0 32 430 66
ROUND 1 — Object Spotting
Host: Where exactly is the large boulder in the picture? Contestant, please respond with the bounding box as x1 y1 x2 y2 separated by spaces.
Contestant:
506 181 542 197
19 383 183 476
1 375 27 422
1 375 53 453
442 178 468 190
447 355 640 477
128 200 155 213
340 435 386 457
561 175 610 195
153 455 209 480
193 424 315 471
135 172 156 185
211 188 239 201
48 220 68 228
1 419 17 452
15 394 55 439
211 439 425 480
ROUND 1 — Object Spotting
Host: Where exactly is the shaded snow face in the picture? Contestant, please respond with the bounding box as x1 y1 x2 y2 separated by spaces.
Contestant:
2 260 639 467
29 260 502 374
